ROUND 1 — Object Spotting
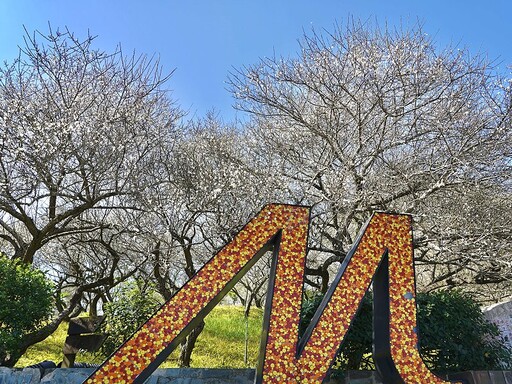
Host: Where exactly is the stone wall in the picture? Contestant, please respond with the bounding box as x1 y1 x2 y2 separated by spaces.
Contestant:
1 368 511 384
484 298 512 351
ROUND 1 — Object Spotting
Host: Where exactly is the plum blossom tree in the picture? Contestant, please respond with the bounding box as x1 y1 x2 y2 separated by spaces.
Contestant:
0 27 183 362
133 113 281 366
229 21 512 300
1 21 509 367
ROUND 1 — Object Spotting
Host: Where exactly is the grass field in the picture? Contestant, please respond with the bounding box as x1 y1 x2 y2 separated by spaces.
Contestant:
15 305 264 368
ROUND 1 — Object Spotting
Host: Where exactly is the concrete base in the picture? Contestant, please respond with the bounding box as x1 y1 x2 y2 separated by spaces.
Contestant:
0 368 511 383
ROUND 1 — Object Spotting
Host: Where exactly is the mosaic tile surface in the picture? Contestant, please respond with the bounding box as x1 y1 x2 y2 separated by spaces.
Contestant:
85 206 457 384
261 212 456 383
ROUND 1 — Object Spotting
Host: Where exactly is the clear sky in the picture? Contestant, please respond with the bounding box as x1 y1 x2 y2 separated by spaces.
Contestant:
1 1 511 121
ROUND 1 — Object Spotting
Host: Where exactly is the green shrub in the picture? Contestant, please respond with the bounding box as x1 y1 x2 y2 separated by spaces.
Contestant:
300 289 512 373
0 256 53 366
299 292 374 370
417 290 511 372
100 282 162 357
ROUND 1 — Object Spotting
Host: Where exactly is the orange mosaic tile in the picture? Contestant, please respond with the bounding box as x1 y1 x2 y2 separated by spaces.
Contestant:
85 206 459 384
85 204 310 384
260 212 458 383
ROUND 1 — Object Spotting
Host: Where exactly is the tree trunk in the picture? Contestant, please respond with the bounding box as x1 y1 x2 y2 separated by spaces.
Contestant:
178 320 205 367
1 314 65 367
0 282 96 366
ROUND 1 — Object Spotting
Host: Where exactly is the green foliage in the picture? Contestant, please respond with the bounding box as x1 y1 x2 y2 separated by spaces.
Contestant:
299 292 374 370
100 282 163 357
334 293 373 370
300 289 512 373
298 291 324 337
0 256 53 365
417 290 511 372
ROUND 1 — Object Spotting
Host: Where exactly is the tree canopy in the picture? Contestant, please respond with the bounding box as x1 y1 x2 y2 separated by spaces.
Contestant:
0 22 510 366
229 21 512 300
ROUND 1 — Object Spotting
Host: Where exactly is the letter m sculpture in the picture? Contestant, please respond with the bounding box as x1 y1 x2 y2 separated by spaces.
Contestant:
85 204 460 383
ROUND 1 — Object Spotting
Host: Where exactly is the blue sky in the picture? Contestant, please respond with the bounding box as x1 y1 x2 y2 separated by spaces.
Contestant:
1 1 511 121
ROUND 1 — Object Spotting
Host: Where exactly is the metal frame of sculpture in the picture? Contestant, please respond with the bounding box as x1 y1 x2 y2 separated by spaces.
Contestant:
85 204 460 384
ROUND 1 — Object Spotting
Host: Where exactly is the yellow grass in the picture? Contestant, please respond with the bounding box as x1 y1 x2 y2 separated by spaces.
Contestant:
16 305 264 369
